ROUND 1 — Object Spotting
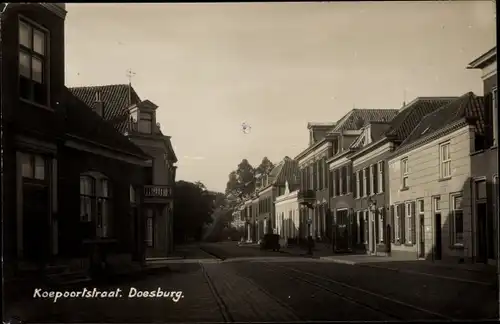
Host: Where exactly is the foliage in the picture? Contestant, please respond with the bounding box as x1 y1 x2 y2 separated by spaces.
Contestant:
173 180 218 243
225 171 239 195
255 157 275 177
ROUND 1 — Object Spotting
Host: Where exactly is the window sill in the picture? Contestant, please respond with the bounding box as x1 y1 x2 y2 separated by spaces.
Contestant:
393 242 402 246
438 177 451 182
20 98 53 111
400 187 409 192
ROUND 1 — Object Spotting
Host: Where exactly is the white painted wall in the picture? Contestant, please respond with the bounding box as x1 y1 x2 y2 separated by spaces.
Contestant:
388 125 474 258
275 191 300 240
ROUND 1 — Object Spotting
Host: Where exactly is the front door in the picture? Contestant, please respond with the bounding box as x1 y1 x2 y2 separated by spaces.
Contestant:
434 212 442 260
477 202 488 263
419 214 425 259
23 183 50 263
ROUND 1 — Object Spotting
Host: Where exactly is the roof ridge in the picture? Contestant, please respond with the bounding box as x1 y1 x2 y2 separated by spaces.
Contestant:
397 92 475 148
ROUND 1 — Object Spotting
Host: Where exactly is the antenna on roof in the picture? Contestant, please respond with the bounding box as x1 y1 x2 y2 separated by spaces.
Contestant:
126 68 136 105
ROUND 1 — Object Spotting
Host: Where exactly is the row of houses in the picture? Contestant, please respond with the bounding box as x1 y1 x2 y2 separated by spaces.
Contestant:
234 47 497 264
1 4 177 279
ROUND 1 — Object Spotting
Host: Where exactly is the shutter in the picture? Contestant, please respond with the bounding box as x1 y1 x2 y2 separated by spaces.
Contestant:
382 208 387 243
380 163 385 193
399 204 405 244
346 165 351 194
411 201 416 244
390 205 395 243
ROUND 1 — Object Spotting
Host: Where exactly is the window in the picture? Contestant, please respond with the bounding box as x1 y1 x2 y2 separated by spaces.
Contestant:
363 168 367 196
439 142 451 179
318 160 323 189
19 20 48 106
394 204 401 242
139 112 153 134
378 161 384 193
493 87 498 146
97 179 110 237
450 194 464 246
405 202 413 244
356 211 362 244
363 210 369 244
475 180 487 200
358 170 363 198
434 196 441 213
21 152 46 180
80 176 95 222
355 171 360 198
366 167 371 195
341 166 347 195
378 207 384 243
401 158 409 189
146 209 154 247
371 164 378 195
334 169 340 196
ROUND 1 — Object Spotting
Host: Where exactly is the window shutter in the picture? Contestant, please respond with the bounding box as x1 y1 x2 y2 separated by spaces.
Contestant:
381 208 387 243
380 163 385 192
346 165 351 194
366 168 371 195
358 170 365 197
411 201 416 244
390 205 395 243
399 204 405 244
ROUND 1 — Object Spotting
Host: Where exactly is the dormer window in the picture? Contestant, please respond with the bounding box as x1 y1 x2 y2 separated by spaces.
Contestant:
139 112 152 134
19 19 48 106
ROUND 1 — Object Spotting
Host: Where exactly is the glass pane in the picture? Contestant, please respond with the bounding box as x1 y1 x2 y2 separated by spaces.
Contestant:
21 153 32 178
130 185 135 203
139 120 152 133
19 51 31 78
34 155 45 180
476 180 487 200
101 179 109 197
32 57 43 83
33 29 45 55
19 21 31 48
454 196 463 210
140 112 152 120
419 200 424 213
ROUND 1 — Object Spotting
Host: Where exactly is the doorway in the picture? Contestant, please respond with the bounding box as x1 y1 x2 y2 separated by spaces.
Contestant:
477 202 490 263
434 212 442 260
419 214 425 259
23 183 50 263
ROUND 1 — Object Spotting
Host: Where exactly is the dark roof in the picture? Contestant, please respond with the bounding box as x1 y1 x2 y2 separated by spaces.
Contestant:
330 109 399 133
398 92 485 149
269 156 300 186
69 84 141 133
385 97 458 141
63 88 149 159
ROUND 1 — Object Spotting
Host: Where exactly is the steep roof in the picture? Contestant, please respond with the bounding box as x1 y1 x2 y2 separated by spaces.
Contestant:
329 109 399 133
268 156 300 186
350 122 391 149
385 97 458 142
63 88 149 159
398 92 485 150
69 84 141 133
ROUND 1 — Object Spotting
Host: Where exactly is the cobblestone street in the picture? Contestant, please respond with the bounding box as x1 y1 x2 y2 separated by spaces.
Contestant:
5 244 498 322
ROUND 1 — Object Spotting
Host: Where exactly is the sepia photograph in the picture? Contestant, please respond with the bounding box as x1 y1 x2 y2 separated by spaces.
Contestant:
0 1 498 322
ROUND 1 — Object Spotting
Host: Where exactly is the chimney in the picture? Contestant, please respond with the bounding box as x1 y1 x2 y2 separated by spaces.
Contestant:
94 91 104 117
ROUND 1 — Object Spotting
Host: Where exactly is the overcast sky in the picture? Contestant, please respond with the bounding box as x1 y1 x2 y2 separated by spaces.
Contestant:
64 1 496 192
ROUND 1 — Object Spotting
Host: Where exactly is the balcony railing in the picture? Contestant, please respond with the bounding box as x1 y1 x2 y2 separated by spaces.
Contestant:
144 185 173 199
297 189 316 203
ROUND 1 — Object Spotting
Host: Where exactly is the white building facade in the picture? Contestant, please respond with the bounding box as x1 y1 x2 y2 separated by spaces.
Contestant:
388 123 475 261
275 182 300 245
